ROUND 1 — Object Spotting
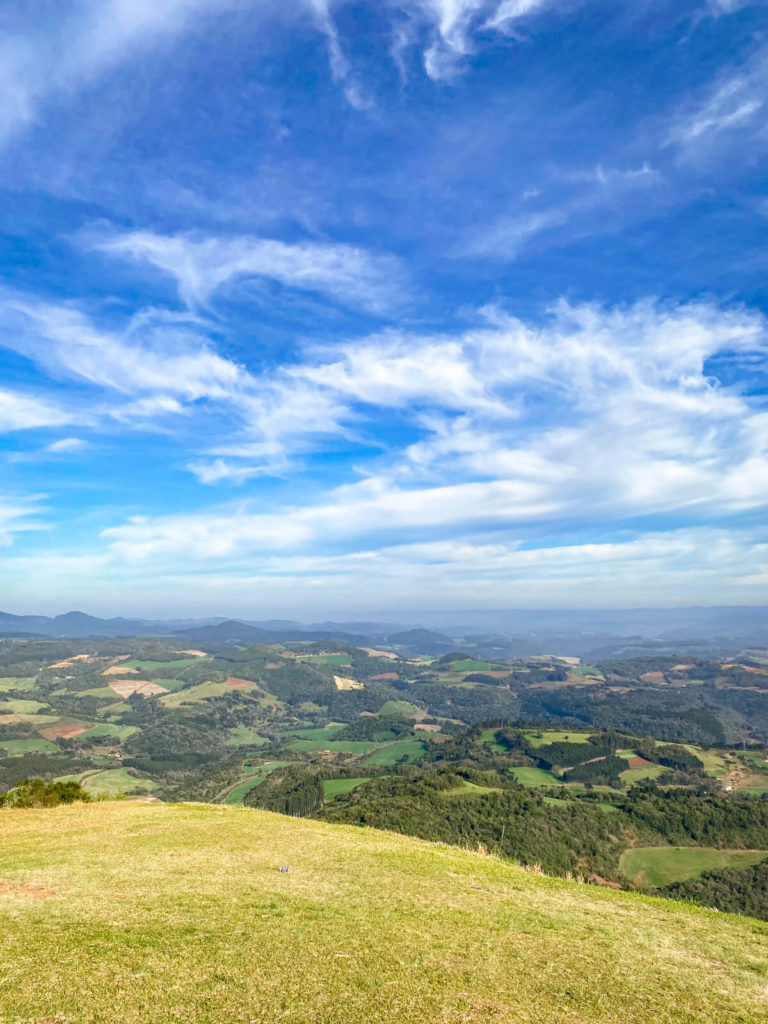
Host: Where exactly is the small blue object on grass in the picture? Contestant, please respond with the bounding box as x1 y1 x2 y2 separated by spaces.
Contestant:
279 866 290 872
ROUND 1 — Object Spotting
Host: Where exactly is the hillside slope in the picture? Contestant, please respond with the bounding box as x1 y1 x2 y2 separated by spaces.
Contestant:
1 804 767 1023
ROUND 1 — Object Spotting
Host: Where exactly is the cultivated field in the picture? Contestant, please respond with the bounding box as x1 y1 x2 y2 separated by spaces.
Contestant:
620 846 768 888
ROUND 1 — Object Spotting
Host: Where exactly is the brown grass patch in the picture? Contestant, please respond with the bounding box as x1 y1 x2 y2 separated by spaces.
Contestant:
0 713 21 725
414 723 441 732
102 665 139 676
361 648 398 660
108 681 169 698
50 654 95 669
333 675 363 691
226 677 257 689
639 671 667 684
0 881 56 900
370 672 399 681
627 756 651 768
174 650 208 658
39 721 89 741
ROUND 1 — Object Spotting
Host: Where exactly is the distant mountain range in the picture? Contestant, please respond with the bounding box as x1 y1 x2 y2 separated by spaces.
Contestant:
0 606 766 660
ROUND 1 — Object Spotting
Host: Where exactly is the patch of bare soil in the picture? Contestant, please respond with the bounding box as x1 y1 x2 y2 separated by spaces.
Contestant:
40 722 89 741
108 680 169 698
50 654 94 669
414 723 441 732
627 756 651 767
102 664 139 676
0 881 56 899
360 648 398 660
174 650 208 658
226 677 256 689
640 671 667 684
333 675 363 691
370 672 399 681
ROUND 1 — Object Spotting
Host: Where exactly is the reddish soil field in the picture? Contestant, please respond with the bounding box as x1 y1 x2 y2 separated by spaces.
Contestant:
226 677 257 689
370 672 399 681
627 756 651 767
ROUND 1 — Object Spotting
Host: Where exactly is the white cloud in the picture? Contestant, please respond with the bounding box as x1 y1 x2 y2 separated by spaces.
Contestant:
93 298 768 563
45 437 90 454
0 497 46 546
94 230 403 313
0 388 73 432
0 0 251 146
665 48 768 158
1 295 246 401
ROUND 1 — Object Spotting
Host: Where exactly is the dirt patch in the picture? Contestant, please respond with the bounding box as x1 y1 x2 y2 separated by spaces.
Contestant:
103 665 139 676
39 722 89 741
226 677 256 689
108 680 169 698
50 654 94 669
639 671 667 684
370 672 399 681
670 664 695 672
588 874 622 890
361 648 398 660
414 723 442 732
265 662 282 669
627 756 651 767
334 675 363 691
174 649 208 658
0 713 21 725
0 881 56 900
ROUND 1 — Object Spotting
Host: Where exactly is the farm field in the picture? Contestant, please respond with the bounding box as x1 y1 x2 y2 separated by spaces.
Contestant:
509 765 560 787
121 658 202 672
1 802 767 1024
0 737 58 754
226 726 269 747
287 738 380 754
363 739 427 765
620 763 665 785
323 777 372 800
0 678 36 691
222 762 292 805
620 846 768 888
159 680 245 707
78 723 138 742
525 730 592 747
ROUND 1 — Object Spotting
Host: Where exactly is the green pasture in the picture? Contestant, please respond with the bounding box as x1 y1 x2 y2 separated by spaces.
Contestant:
0 737 58 754
620 846 768 888
378 700 423 717
79 723 138 742
322 777 372 800
226 726 269 747
510 766 560 787
620 764 665 785
0 677 37 692
0 699 49 714
363 740 427 765
122 658 201 673
525 730 592 747
287 739 380 754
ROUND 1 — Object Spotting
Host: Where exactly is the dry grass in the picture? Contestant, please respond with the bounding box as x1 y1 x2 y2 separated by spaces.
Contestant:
0 803 767 1024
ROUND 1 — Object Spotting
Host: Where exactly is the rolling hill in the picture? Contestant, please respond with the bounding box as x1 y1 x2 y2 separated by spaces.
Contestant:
1 802 767 1023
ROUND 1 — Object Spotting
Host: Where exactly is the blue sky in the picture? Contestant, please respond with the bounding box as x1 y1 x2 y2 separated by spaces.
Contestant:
1 0 768 617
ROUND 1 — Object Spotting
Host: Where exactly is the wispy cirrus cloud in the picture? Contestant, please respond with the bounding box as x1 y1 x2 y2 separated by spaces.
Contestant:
0 387 73 432
93 229 405 313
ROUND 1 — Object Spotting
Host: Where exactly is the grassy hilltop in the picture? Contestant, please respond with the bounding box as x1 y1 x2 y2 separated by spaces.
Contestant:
1 804 768 1024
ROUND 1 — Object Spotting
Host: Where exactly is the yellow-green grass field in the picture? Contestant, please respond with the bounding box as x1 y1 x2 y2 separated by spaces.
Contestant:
58 768 159 797
620 846 768 888
1 803 767 1024
296 653 353 666
78 723 138 742
524 730 593 747
440 779 502 798
122 657 202 672
322 777 372 800
620 764 666 785
0 737 58 754
0 698 49 714
222 761 291 805
363 739 427 765
510 765 560 787
283 724 346 740
287 738 380 754
0 677 36 691
378 699 424 717
680 745 730 777
225 726 269 747
159 680 254 707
